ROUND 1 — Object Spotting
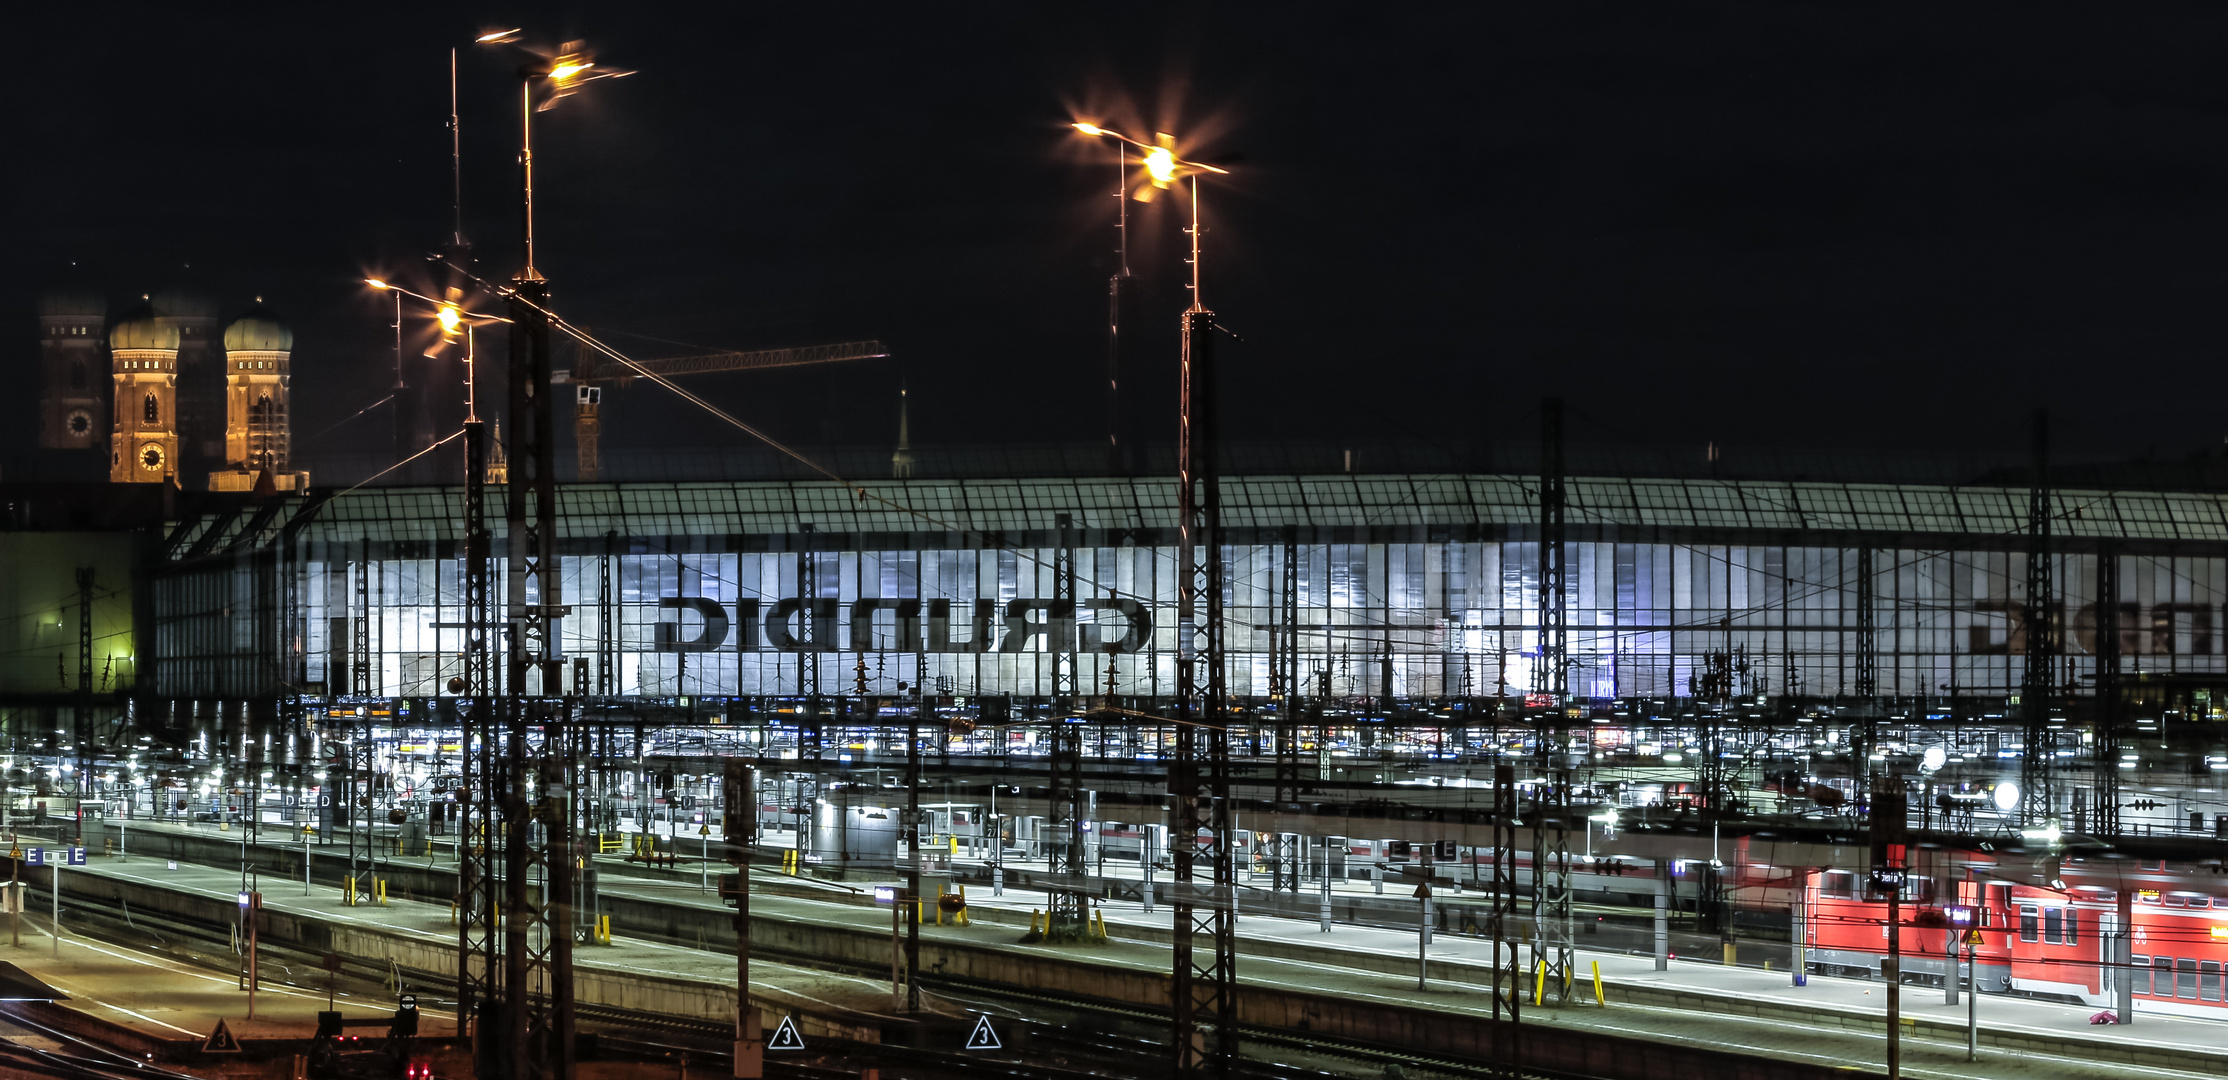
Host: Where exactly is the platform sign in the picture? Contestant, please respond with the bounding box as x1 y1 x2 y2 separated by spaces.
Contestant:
203 1018 242 1054
964 1014 1002 1051
64 848 84 866
765 1015 806 1052
21 849 40 867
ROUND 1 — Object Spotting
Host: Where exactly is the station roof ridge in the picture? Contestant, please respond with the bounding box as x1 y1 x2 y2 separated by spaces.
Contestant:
149 466 2228 557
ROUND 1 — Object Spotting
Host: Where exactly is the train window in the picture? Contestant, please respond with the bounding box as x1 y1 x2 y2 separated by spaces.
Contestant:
2043 908 2062 944
1821 871 1856 900
2180 958 2199 999
2019 906 2038 943
2132 956 2150 995
2064 910 2078 945
2156 956 2175 994
2205 961 2222 1002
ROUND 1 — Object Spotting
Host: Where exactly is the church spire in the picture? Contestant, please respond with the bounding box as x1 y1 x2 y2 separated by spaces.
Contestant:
891 381 915 479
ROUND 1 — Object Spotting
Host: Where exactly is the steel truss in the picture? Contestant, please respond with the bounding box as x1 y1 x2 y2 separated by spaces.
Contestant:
1530 771 1575 1004
503 701 575 1080
2093 545 2121 838
353 539 371 697
1056 514 1077 701
1044 714 1088 935
2021 410 2057 828
1536 398 1566 703
1490 762 1521 1073
1171 307 1235 1078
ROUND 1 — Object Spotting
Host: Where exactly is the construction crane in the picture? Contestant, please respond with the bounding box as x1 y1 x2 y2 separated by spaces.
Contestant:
559 339 889 479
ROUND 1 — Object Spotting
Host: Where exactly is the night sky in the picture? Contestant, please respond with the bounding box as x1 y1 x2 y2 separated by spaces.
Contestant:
15 4 2228 480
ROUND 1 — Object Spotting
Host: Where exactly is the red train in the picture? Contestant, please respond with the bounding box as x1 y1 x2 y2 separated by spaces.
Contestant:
1801 851 2227 1018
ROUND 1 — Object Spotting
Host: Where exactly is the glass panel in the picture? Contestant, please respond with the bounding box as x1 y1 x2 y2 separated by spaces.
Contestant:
2019 907 2038 942
2204 960 2221 1002
2043 907 2061 944
2180 958 2199 998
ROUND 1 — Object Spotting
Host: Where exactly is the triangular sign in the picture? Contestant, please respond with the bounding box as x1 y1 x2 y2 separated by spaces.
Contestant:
965 1014 1002 1051
1964 928 1986 946
203 1018 242 1053
765 1015 806 1052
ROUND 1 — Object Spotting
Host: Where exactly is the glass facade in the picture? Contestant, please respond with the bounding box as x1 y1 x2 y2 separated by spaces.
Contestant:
148 475 2228 701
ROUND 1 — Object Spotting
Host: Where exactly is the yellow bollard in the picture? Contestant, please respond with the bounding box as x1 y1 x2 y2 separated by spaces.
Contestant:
1592 961 1605 1006
1534 960 1547 1005
1092 909 1108 941
343 876 355 906
948 835 957 856
957 886 970 927
376 879 388 906
449 900 458 927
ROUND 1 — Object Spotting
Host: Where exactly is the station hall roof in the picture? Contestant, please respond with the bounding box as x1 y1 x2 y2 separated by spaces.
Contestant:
157 473 2228 559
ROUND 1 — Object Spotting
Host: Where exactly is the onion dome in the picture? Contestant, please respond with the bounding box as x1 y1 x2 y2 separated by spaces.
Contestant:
37 292 105 319
109 306 179 352
223 303 292 352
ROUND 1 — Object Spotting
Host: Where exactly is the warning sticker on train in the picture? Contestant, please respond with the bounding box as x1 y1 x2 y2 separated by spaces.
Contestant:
1963 928 1986 946
965 1014 1002 1050
766 1015 806 1052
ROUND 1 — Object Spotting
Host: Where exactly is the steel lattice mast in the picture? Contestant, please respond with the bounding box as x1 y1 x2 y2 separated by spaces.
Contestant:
1171 170 1235 1078
2021 409 2056 827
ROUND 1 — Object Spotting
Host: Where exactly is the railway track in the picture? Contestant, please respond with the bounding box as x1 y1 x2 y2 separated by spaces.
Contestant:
59 875 1545 1080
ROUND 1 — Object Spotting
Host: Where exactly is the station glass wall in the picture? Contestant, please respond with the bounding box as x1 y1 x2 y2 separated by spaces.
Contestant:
280 543 2226 701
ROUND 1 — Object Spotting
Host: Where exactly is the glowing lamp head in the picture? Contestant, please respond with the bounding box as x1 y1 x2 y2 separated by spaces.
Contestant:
1144 146 1178 185
365 278 390 290
548 57 594 85
1073 122 1104 137
436 304 464 337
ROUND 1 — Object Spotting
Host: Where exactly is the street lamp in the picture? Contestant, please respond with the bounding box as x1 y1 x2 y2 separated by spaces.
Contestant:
365 280 503 425
1070 123 1228 306
365 278 504 711
472 32 631 700
1070 120 1236 1077
477 35 635 283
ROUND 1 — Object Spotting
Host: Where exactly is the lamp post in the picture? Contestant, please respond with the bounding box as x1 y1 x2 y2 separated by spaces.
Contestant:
369 276 504 1057
1071 121 1234 1080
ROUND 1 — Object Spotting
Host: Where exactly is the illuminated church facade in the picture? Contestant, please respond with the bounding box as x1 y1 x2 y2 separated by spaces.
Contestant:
38 291 304 492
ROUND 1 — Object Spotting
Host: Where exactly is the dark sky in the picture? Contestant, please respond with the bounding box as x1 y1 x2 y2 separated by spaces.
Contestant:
15 3 2228 479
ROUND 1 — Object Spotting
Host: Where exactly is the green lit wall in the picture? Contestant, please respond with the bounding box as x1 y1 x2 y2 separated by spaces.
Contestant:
0 534 139 696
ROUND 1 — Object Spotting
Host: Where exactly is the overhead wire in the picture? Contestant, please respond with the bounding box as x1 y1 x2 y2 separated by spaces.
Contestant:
428 259 2218 702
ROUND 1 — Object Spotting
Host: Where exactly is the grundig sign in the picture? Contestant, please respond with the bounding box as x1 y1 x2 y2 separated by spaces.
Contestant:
654 597 1152 655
